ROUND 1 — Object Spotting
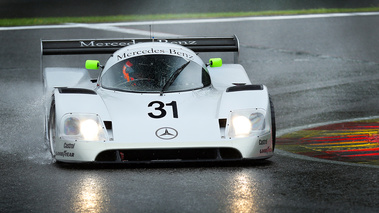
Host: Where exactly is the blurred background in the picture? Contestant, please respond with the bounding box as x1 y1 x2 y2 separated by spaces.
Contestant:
1 0 379 19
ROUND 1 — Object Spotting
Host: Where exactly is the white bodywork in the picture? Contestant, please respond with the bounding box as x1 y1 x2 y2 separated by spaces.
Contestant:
44 42 274 163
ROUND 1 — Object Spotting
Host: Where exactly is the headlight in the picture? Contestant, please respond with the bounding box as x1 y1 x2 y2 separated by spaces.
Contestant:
80 119 100 141
231 116 252 136
59 113 106 141
229 110 267 138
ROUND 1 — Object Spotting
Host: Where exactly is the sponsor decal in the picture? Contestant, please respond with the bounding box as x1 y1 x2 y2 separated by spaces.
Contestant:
117 48 165 60
117 48 194 61
63 143 75 149
260 147 272 153
80 40 134 47
169 49 194 59
259 139 268 145
56 151 75 158
163 40 197 45
79 39 197 48
155 127 178 140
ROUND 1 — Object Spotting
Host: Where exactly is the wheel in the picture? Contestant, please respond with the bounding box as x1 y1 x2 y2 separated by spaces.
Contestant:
270 96 276 151
48 99 56 158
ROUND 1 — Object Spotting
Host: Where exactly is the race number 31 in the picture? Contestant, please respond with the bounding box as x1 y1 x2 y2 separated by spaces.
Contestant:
148 101 178 119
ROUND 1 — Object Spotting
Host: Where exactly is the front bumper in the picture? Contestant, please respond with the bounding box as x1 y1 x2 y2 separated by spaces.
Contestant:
53 132 273 163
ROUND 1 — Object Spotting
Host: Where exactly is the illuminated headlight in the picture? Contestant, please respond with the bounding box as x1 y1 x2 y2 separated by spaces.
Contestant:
59 113 106 141
229 109 267 138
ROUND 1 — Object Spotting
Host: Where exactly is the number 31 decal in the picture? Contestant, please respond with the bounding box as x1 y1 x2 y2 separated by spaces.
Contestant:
148 101 178 119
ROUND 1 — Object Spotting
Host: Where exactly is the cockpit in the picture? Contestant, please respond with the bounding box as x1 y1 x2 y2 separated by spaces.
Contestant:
100 54 211 93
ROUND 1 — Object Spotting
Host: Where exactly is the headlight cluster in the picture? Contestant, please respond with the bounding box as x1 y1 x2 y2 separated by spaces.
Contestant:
229 109 267 138
59 113 106 141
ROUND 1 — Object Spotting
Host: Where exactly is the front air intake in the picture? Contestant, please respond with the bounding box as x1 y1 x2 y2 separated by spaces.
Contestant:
95 148 242 163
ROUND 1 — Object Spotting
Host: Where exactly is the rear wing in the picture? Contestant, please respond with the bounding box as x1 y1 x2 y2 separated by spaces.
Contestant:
41 36 240 63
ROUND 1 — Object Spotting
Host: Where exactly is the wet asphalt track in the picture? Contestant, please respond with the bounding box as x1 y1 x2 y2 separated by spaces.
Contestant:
1 10 379 213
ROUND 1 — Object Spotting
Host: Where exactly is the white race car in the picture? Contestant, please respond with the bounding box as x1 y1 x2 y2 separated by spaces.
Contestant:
42 36 276 163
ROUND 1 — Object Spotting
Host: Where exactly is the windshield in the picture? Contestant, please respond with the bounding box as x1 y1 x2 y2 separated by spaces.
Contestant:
101 55 211 93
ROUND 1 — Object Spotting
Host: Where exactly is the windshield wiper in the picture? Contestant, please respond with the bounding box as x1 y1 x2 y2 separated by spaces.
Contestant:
160 61 191 96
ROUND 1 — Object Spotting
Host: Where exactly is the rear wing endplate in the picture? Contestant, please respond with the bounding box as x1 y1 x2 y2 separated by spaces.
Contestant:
41 35 240 62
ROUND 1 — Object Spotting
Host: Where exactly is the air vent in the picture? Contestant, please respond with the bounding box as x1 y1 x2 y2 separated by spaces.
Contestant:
219 118 227 138
226 84 263 92
58 88 97 95
103 121 113 141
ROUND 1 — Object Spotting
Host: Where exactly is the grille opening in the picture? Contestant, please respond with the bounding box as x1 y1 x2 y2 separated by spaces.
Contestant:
122 149 217 161
219 148 242 159
95 148 242 162
95 150 118 161
218 119 227 128
219 118 227 138
103 121 114 140
103 121 112 130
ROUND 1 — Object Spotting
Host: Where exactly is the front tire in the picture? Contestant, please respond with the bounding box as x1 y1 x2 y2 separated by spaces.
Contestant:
48 100 56 159
270 96 276 151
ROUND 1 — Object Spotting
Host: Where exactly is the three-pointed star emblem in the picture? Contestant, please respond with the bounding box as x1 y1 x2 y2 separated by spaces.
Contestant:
155 127 178 140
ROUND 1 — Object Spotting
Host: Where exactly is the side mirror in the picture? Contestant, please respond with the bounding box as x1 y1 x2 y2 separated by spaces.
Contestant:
209 58 222 67
85 60 100 70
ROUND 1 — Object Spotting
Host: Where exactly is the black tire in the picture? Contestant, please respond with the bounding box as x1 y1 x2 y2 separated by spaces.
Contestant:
48 99 56 158
269 96 276 151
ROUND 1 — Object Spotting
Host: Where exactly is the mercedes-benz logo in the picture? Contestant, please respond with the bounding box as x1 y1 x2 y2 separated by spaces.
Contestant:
155 127 178 140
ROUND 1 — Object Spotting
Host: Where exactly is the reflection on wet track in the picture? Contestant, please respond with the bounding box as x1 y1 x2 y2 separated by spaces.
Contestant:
229 171 257 212
72 175 109 212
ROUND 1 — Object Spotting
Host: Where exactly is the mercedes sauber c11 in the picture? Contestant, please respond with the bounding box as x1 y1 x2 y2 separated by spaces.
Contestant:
42 36 276 163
